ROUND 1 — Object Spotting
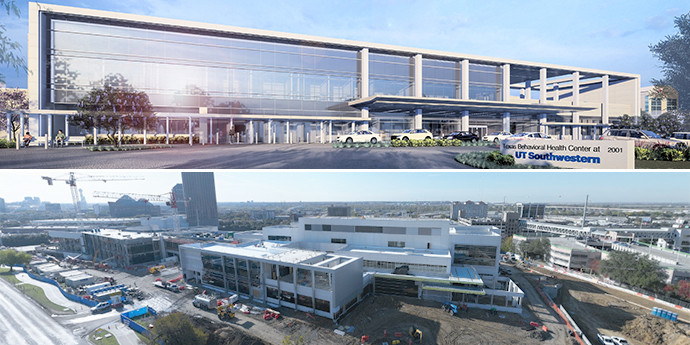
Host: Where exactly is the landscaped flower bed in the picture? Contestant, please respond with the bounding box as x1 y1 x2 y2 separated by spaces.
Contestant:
455 150 560 169
86 144 172 152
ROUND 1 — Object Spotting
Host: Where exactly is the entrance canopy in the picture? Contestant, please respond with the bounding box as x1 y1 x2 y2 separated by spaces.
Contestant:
349 95 596 115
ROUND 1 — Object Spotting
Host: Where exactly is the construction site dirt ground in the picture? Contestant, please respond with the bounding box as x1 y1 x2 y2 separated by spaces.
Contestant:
191 293 565 345
527 265 690 345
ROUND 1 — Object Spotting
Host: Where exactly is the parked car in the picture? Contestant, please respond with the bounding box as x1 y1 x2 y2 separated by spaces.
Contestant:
597 334 614 345
672 132 690 145
90 301 111 313
508 132 552 140
391 129 433 141
336 130 382 144
483 131 513 143
445 132 480 142
599 129 685 148
611 336 629 345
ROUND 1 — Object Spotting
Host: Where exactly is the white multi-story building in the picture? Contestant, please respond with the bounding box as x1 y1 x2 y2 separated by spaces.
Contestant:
549 237 601 270
180 217 525 319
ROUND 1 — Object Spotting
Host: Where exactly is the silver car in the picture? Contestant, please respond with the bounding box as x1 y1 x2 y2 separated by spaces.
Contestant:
600 129 685 149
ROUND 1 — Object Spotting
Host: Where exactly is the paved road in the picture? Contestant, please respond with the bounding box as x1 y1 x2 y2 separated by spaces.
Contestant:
15 272 86 313
0 144 492 169
510 266 568 344
0 274 87 345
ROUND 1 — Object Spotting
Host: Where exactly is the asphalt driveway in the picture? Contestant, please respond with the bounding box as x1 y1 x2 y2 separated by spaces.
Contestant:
1 144 494 169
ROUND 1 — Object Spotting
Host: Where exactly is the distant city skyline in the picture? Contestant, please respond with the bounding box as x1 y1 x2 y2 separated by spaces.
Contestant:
1 170 687 205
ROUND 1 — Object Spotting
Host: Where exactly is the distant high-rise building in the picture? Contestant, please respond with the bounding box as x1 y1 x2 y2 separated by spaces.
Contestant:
0 197 5 212
327 205 351 217
517 203 546 219
171 183 186 214
181 172 219 227
451 201 488 220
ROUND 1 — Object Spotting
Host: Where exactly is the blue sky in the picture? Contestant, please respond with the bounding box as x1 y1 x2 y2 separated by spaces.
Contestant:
1 170 688 204
1 0 688 88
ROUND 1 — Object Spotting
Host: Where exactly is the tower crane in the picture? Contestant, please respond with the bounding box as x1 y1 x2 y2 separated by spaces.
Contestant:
92 191 183 231
41 172 144 214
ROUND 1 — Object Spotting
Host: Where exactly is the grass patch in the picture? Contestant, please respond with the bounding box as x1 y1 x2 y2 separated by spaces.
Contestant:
90 328 119 345
635 160 690 169
15 283 75 314
0 268 21 284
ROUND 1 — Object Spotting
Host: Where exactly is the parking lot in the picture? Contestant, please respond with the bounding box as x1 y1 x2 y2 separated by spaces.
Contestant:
0 143 493 169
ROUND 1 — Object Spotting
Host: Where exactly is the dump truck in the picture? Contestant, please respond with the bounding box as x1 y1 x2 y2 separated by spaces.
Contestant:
409 325 422 342
193 294 217 310
217 303 238 321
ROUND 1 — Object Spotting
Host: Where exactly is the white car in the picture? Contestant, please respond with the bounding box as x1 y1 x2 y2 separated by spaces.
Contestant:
600 129 685 149
508 132 552 140
391 129 433 141
483 131 513 143
611 336 628 345
597 334 614 345
336 130 382 144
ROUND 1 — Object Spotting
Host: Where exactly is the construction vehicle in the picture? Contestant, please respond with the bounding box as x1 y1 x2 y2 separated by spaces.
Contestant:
152 280 179 292
90 301 111 313
217 303 238 321
409 325 422 343
442 302 458 315
193 294 217 310
149 265 165 274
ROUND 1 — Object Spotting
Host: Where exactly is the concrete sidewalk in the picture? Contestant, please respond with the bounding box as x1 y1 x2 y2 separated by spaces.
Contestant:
14 272 86 313
102 321 143 345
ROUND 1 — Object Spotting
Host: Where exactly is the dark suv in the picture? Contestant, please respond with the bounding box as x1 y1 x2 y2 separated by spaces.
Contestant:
444 132 480 142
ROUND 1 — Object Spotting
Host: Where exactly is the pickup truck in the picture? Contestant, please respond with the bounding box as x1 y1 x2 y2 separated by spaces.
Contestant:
153 281 180 292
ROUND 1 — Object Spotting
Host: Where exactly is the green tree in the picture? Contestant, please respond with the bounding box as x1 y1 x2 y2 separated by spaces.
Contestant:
599 251 667 291
0 0 27 84
150 312 207 345
0 249 32 272
68 85 155 147
518 238 550 261
656 112 683 137
501 236 516 253
0 88 28 140
649 12 690 109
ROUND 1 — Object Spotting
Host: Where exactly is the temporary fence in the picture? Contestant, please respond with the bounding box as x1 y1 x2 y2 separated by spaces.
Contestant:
121 306 160 342
22 267 97 307
559 305 592 345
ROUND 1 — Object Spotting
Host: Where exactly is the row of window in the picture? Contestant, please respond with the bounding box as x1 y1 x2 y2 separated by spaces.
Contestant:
362 260 447 273
453 245 497 267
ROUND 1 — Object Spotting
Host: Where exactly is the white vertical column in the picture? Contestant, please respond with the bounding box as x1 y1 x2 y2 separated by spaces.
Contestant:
360 48 369 98
329 121 332 143
166 117 170 144
46 114 51 149
143 118 147 145
351 121 355 132
188 116 193 145
501 64 510 102
361 107 369 130
64 115 69 140
210 117 213 144
268 120 272 144
461 60 469 100
539 68 547 134
502 112 510 133
553 85 559 101
634 77 640 123
249 120 254 144
539 68 547 104
414 54 423 129
572 71 580 140
286 120 290 144
6 113 11 140
93 126 97 146
525 81 532 100
602 75 609 127
20 114 25 148
320 121 324 144
461 111 469 132
502 64 511 132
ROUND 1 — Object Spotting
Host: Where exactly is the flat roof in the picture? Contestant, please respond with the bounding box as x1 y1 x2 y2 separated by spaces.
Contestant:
192 242 356 267
33 3 639 80
342 245 450 258
84 229 158 240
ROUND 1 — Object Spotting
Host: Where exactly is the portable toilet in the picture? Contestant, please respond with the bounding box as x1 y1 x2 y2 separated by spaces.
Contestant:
652 307 659 316
661 310 669 319
671 313 678 322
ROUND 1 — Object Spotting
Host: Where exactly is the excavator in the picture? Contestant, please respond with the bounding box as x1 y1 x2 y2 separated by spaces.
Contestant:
409 325 422 343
